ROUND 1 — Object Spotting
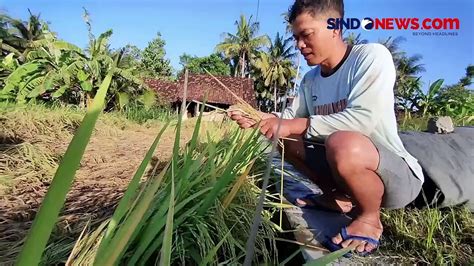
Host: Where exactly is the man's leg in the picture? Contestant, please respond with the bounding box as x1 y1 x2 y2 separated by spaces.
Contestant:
280 134 353 213
325 131 384 253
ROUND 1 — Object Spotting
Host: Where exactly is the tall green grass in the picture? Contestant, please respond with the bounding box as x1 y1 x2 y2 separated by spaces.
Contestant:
381 206 473 264
119 102 175 124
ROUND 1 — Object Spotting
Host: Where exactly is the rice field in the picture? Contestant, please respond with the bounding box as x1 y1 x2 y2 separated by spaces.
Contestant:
1 100 473 264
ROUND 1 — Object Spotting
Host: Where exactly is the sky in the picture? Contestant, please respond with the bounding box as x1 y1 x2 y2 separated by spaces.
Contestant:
1 0 473 89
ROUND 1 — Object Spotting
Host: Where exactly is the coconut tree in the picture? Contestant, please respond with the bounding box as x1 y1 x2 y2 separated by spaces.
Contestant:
253 32 297 111
379 36 425 112
216 14 270 77
0 9 49 60
458 64 474 87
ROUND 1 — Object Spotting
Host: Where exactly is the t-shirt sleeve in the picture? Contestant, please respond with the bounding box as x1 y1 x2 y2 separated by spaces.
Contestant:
273 72 311 119
306 44 396 139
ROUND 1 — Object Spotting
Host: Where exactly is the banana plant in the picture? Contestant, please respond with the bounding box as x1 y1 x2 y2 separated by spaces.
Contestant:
416 79 444 116
0 30 145 107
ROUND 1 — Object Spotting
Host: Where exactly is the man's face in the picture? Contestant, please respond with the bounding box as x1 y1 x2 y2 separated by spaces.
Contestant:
292 12 338 66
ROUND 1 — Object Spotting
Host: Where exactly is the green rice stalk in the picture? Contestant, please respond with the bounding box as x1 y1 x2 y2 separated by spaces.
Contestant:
279 143 285 228
15 71 114 266
303 246 354 266
133 156 214 263
96 119 171 255
197 128 260 215
93 160 171 265
159 162 176 266
66 116 276 265
279 247 301 266
198 226 234 266
222 159 256 209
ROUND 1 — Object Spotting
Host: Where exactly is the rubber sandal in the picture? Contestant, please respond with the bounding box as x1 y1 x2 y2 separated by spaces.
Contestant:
323 227 380 257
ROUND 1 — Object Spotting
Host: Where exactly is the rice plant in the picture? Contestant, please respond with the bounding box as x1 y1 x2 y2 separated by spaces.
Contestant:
14 85 280 264
65 110 279 265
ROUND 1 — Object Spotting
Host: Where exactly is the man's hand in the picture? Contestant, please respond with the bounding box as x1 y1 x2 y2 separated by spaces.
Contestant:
227 110 276 129
227 110 257 128
259 118 292 139
259 117 309 139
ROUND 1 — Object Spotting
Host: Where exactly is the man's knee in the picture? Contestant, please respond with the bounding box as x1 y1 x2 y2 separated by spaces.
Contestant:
325 131 379 174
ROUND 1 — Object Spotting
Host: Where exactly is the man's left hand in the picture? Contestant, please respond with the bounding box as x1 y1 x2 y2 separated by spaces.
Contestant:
258 117 310 139
258 118 293 139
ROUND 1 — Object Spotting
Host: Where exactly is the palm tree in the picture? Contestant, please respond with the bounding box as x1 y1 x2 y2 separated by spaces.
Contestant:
216 14 270 77
253 32 297 111
282 12 292 34
459 65 474 87
379 36 425 112
343 32 368 45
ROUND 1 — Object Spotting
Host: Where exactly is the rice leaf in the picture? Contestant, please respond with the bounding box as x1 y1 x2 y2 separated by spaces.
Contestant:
97 119 170 254
198 226 234 266
127 187 212 265
93 160 171 265
15 71 114 266
198 128 260 215
303 247 353 266
279 247 301 266
137 202 202 265
159 162 175 266
222 159 256 209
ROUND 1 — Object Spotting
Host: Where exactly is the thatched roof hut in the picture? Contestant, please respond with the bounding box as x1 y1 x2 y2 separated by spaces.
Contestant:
146 74 257 113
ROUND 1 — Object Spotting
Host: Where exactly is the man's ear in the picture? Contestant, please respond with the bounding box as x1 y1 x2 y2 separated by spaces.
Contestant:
333 28 342 38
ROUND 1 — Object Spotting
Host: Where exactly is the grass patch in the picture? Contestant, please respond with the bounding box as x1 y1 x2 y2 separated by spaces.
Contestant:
381 206 473 264
119 102 176 124
383 115 474 264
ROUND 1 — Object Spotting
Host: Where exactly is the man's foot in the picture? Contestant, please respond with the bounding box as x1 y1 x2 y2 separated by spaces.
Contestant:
331 215 383 254
295 193 354 213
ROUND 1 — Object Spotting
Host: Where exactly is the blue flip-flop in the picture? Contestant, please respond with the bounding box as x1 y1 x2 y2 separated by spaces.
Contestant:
323 227 380 257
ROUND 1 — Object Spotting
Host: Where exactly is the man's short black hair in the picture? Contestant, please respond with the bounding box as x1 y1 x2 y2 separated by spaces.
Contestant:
288 0 344 23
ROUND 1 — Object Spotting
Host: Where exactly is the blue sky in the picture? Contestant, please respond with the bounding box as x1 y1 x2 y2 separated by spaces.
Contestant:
2 0 473 89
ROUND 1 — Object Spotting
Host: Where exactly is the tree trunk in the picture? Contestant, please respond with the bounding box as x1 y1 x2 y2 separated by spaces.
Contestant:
181 69 189 120
241 53 246 78
79 91 85 109
273 84 278 112
85 93 91 108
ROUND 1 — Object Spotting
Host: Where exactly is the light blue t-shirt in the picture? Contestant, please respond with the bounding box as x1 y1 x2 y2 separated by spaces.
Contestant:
279 43 424 182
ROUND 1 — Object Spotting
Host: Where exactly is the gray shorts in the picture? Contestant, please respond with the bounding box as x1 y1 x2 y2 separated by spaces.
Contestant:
304 139 422 209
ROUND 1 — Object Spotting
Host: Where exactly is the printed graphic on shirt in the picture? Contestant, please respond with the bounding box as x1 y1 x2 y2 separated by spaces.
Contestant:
314 98 348 115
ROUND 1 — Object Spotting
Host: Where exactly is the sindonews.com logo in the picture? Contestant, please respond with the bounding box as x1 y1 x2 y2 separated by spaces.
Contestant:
327 17 460 31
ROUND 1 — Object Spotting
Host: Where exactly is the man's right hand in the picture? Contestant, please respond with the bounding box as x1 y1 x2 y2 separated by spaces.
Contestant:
227 110 277 129
227 110 257 129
